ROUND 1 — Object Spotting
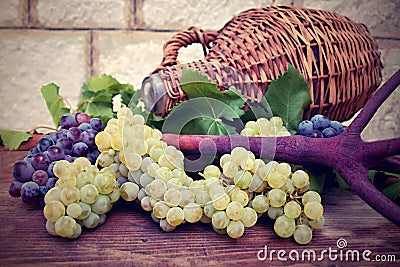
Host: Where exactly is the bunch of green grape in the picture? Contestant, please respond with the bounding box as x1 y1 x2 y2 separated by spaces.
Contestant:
43 157 121 239
45 107 324 244
240 116 291 137
216 147 324 243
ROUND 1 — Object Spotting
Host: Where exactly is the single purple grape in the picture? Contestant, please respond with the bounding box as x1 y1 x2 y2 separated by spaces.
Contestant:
55 137 73 155
9 181 23 197
82 129 97 148
47 161 56 177
46 177 58 190
67 127 82 143
64 155 75 162
60 114 78 129
298 120 314 136
37 136 54 152
78 123 92 131
330 121 345 135
90 149 100 158
75 112 90 125
90 118 103 132
311 114 331 131
21 181 40 202
47 145 65 161
31 152 50 171
307 130 323 138
13 160 35 182
72 142 89 156
322 127 337 138
86 149 100 164
24 154 34 164
116 176 128 187
55 128 68 139
86 152 98 164
28 147 39 155
39 185 48 196
46 132 58 142
32 170 49 186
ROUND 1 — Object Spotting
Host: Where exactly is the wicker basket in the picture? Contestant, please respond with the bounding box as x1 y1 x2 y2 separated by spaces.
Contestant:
142 5 383 121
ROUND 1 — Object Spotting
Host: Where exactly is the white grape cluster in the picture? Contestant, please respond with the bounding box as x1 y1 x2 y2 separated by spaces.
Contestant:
94 107 196 232
93 108 324 243
39 106 324 243
218 146 324 244
43 157 121 239
240 116 291 137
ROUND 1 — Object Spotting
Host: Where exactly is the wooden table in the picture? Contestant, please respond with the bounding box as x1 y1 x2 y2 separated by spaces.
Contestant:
0 147 399 266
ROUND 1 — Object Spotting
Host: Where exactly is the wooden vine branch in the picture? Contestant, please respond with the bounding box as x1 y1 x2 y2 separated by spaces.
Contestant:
162 69 400 226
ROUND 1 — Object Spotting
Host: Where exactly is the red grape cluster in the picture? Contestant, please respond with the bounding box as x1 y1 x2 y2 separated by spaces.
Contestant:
9 113 104 205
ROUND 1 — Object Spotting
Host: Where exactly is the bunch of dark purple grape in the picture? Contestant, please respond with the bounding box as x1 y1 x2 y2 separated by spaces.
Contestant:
297 114 345 138
9 112 104 205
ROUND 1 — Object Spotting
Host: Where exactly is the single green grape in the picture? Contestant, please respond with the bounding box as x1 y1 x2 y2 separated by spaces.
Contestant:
268 188 287 207
166 207 184 226
293 224 313 245
211 211 230 229
43 200 65 223
183 203 203 223
240 207 258 227
284 201 301 219
274 215 295 238
304 201 324 220
227 220 245 238
251 195 269 213
226 201 244 221
55 216 77 238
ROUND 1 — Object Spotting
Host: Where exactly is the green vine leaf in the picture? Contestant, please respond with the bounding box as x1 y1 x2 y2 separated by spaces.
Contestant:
180 68 247 117
92 90 113 104
180 67 212 84
381 182 400 200
40 83 70 127
0 129 32 150
303 165 330 194
334 171 351 191
87 74 119 93
80 101 114 123
265 64 311 134
163 97 238 135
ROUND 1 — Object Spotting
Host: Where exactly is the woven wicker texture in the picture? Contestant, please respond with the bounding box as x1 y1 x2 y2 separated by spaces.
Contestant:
152 5 383 121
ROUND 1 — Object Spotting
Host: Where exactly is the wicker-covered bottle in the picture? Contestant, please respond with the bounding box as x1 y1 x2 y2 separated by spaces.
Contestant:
141 5 382 121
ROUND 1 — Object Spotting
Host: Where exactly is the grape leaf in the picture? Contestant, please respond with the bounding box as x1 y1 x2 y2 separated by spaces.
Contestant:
240 97 273 124
40 83 70 127
265 64 311 134
0 129 32 150
303 165 330 194
107 83 134 96
87 74 119 92
180 118 232 135
92 90 113 103
381 182 400 200
120 90 133 106
81 101 114 124
334 171 351 191
180 67 212 84
180 68 247 117
163 97 238 135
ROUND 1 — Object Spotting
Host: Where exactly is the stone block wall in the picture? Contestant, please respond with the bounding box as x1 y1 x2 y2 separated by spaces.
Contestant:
0 0 398 141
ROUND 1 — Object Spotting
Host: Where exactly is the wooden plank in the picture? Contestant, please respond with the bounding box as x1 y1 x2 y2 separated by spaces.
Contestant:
0 150 398 266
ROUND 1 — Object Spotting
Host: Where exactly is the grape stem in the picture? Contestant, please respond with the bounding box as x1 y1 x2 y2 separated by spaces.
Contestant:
162 69 400 226
76 99 92 112
61 96 75 112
